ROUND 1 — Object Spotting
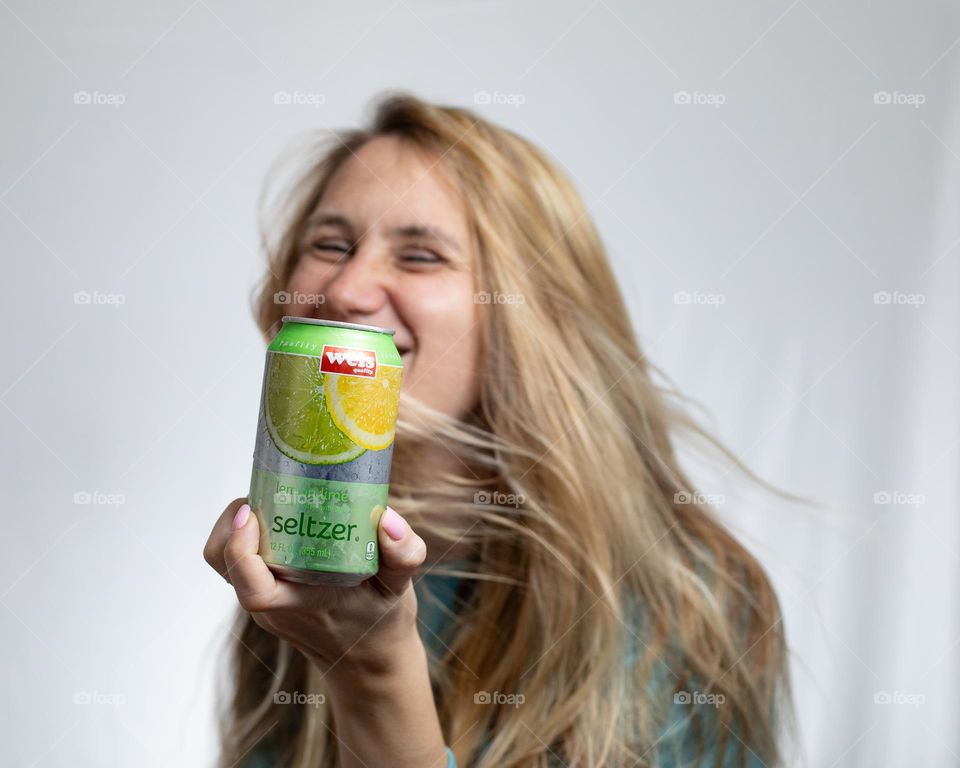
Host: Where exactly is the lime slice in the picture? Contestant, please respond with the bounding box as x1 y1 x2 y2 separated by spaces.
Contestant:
325 365 402 451
265 354 366 465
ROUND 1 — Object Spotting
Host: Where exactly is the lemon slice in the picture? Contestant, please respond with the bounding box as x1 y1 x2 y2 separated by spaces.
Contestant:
265 354 366 465
325 365 402 451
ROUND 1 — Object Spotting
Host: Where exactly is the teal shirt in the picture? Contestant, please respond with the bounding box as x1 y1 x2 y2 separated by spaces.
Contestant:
241 564 767 767
416 562 768 768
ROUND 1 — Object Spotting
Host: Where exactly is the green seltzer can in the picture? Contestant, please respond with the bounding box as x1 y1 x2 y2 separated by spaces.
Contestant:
248 316 403 586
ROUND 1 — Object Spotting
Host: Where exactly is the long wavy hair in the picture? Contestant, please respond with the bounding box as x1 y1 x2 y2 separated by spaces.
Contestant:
215 92 793 767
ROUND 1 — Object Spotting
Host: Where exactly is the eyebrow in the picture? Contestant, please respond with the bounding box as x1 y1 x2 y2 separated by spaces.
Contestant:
305 212 462 254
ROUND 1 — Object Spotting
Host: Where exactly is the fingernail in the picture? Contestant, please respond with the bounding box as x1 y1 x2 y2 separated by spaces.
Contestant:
380 506 407 541
233 503 251 530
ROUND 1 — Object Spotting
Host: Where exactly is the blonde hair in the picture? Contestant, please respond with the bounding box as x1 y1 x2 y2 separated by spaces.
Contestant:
217 93 792 767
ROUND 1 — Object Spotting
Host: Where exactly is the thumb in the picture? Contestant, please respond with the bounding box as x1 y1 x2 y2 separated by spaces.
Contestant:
375 506 426 597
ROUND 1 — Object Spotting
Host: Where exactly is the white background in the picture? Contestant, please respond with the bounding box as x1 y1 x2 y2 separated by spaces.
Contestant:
1 1 958 766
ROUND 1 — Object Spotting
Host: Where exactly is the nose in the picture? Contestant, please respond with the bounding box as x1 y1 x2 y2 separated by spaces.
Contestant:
321 247 390 323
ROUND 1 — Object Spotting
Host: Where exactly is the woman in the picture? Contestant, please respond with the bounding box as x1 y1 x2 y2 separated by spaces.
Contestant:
203 93 791 767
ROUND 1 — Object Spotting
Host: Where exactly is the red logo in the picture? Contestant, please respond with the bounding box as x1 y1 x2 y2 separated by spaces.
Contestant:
319 345 377 378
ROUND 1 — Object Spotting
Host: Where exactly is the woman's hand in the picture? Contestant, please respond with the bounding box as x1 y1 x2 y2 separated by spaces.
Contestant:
203 498 450 768
202 497 427 680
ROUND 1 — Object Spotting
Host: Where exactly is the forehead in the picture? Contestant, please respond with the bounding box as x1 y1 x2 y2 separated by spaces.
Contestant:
319 135 467 232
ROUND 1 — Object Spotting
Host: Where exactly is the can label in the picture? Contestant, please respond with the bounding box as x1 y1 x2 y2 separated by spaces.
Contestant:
319 345 378 377
248 319 402 582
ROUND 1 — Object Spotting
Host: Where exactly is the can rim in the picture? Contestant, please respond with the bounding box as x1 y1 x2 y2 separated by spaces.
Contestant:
281 315 396 336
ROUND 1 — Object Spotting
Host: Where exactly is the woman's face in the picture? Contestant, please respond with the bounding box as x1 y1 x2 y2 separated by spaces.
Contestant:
284 135 482 420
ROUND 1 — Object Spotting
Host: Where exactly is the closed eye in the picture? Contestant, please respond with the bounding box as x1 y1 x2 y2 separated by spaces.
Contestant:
307 240 447 266
310 241 352 260
399 250 444 264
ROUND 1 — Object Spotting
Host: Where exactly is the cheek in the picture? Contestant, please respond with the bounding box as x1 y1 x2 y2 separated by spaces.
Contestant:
400 284 482 416
288 259 334 292
407 340 481 419
401 284 477 343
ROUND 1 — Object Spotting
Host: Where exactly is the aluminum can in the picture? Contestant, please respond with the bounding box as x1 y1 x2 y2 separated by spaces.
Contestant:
248 316 403 585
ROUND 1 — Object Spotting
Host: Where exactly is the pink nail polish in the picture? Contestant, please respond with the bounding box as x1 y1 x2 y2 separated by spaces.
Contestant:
380 507 407 541
233 503 251 529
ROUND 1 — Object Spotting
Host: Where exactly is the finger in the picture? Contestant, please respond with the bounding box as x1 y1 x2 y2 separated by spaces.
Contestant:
203 497 247 583
374 506 427 597
223 503 286 612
